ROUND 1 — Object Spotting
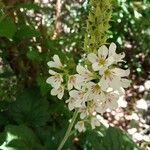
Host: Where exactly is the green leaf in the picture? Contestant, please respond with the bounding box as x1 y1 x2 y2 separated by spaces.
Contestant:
9 88 50 127
27 49 40 61
80 126 140 150
0 125 44 150
15 25 40 39
101 127 140 150
0 17 16 38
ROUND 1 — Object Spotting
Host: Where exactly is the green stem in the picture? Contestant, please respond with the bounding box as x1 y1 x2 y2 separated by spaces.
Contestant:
57 109 78 150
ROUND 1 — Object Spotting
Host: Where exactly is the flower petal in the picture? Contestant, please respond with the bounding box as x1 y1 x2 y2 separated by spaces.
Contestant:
87 53 98 63
51 88 58 96
53 55 62 67
109 42 117 56
98 45 108 59
112 68 130 77
48 69 56 75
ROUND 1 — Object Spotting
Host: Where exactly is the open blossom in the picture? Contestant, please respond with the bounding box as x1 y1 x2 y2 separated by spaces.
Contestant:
47 55 63 69
86 82 106 101
69 89 89 107
51 85 64 99
75 121 86 132
79 107 89 119
46 69 63 89
96 92 119 114
87 43 125 72
66 96 82 111
67 74 83 91
76 65 94 82
99 68 131 90
46 43 131 132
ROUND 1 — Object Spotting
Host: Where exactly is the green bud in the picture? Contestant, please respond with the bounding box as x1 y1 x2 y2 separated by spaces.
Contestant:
84 0 112 53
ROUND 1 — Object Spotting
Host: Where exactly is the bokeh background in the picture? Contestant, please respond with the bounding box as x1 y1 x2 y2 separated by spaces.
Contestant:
0 0 149 149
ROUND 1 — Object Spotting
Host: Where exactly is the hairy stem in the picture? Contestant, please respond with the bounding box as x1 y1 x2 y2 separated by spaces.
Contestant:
57 109 78 150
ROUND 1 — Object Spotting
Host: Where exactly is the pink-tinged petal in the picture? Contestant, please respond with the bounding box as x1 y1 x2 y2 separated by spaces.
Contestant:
53 80 61 89
108 42 117 56
98 45 108 59
53 55 62 67
58 88 64 99
112 68 130 77
87 53 98 63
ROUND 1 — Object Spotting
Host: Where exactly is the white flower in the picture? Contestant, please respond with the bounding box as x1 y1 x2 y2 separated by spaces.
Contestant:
51 85 64 99
76 65 94 82
87 43 125 72
86 82 106 101
46 70 63 89
91 117 100 129
66 97 82 111
108 43 125 63
47 55 63 69
67 75 83 91
69 89 89 106
75 121 86 132
96 92 119 114
99 68 130 90
79 107 89 119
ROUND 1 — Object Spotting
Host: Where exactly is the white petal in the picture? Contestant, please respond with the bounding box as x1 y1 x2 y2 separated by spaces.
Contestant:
99 76 109 91
48 69 56 75
76 65 87 75
68 102 74 111
69 90 79 98
58 88 64 99
46 76 54 85
110 76 122 90
99 66 107 75
47 61 55 68
92 63 100 71
98 45 108 59
53 55 62 67
121 78 131 88
109 42 117 56
51 88 58 96
87 53 98 63
112 68 130 77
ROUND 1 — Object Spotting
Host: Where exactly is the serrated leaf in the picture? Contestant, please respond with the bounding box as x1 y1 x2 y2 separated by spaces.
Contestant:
0 17 16 38
0 125 44 150
79 126 139 150
9 88 50 127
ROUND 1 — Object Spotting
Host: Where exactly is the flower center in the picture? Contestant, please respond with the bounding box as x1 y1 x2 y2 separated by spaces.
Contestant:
99 58 106 65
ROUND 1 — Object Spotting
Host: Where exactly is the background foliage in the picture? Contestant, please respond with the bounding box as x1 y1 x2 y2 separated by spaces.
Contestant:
0 0 149 149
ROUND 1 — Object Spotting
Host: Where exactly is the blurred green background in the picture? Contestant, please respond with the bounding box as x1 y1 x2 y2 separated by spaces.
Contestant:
0 0 149 149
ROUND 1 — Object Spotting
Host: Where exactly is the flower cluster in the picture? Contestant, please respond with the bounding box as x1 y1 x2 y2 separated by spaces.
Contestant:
46 43 131 132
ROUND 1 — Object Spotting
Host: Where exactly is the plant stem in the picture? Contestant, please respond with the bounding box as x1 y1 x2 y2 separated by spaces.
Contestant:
57 109 78 150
